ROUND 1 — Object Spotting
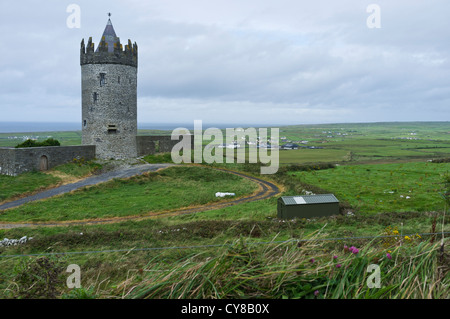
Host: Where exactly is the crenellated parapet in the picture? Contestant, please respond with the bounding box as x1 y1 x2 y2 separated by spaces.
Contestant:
80 37 138 67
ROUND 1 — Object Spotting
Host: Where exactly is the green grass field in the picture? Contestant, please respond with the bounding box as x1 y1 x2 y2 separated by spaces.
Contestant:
0 131 82 147
0 122 449 299
292 162 449 214
0 166 257 222
0 172 61 203
280 148 349 164
0 160 102 203
2 122 449 165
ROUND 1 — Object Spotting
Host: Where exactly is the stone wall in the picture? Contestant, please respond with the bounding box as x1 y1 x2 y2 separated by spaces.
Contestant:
0 148 15 176
136 136 156 156
0 145 96 176
136 135 194 156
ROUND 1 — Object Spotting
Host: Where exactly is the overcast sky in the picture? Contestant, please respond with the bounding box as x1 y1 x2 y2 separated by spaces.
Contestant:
0 0 449 127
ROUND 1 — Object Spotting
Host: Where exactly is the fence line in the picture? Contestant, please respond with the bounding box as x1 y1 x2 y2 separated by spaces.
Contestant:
0 231 449 259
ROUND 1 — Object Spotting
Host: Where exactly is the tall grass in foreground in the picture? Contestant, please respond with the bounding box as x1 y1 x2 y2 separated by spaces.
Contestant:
122 234 449 299
1 233 448 299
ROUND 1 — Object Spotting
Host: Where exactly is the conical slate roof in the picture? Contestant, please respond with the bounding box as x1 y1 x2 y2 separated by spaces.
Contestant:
96 18 119 53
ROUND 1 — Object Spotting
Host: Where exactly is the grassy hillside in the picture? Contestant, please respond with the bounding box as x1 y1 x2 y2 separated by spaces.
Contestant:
0 160 102 203
291 162 450 214
0 165 258 223
0 122 449 299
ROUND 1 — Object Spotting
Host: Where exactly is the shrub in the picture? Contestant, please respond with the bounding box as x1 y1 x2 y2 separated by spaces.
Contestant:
61 287 98 299
15 138 61 148
7 256 66 299
40 138 61 147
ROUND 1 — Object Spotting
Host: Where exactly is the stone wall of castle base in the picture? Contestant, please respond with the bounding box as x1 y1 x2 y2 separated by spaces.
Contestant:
136 135 194 156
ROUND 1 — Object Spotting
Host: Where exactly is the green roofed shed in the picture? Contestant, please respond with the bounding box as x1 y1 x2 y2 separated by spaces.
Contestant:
277 194 339 219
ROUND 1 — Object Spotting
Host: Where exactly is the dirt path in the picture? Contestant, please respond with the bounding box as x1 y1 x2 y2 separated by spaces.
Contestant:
0 165 281 229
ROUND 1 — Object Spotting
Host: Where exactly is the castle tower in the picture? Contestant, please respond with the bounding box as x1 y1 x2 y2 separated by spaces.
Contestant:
80 16 138 159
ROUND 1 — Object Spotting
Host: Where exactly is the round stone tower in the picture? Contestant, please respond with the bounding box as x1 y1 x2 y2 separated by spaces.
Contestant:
80 16 138 159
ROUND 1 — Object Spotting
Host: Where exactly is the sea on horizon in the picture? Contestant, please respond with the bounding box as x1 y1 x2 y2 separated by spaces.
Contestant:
0 122 269 133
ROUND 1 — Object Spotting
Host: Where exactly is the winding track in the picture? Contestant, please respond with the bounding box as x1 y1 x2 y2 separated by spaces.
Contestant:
0 164 281 229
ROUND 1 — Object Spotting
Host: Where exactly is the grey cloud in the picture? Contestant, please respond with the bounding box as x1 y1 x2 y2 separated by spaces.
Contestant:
0 0 448 124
